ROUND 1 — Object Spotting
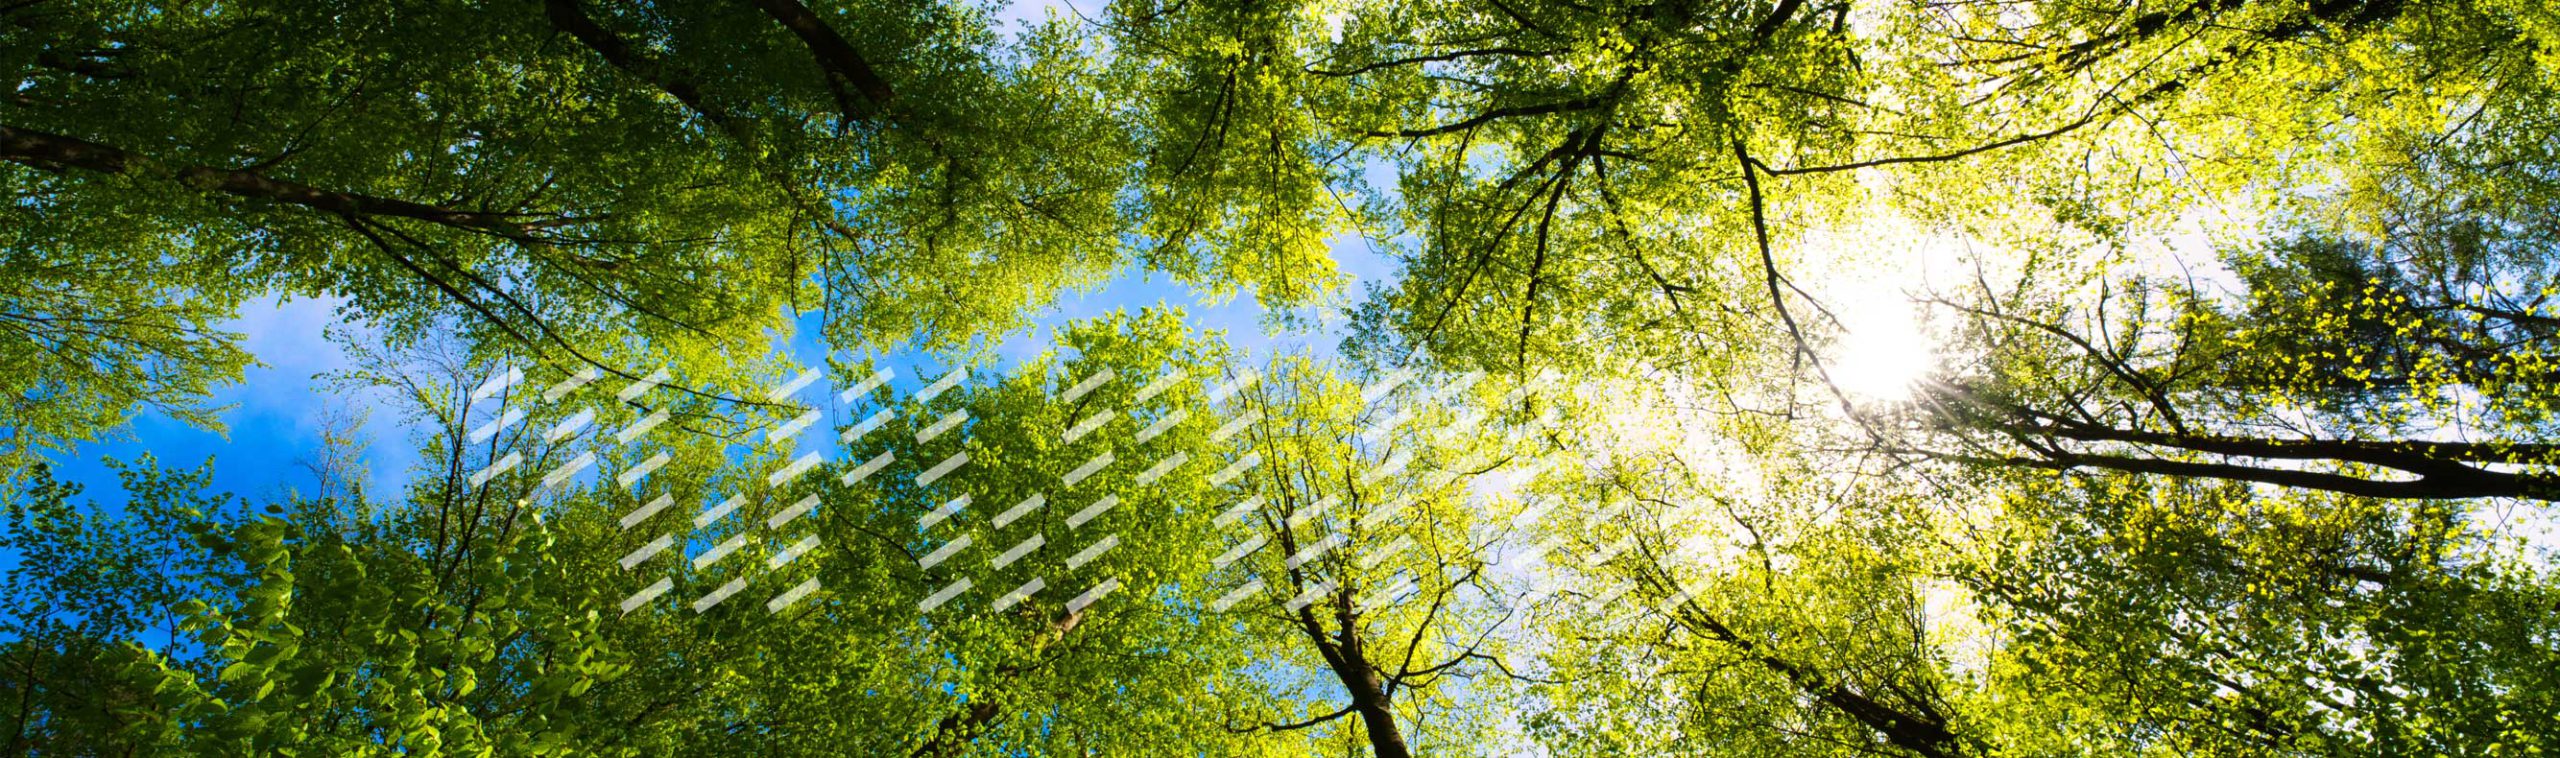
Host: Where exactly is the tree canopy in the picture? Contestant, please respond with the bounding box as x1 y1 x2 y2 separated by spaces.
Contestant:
7 0 2560 755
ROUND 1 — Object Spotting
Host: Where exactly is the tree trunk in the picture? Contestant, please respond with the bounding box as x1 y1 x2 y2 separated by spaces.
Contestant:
1340 660 1410 758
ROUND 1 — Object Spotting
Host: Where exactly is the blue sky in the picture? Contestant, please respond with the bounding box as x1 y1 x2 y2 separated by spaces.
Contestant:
34 294 423 503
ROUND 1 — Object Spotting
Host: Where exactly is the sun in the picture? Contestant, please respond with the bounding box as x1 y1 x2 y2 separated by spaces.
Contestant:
1790 213 1971 406
1826 294 1936 403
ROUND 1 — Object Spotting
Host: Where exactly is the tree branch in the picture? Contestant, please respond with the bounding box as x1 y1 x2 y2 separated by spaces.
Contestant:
743 0 894 125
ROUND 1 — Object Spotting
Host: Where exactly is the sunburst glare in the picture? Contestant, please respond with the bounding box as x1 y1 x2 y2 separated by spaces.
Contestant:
1827 291 1936 403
